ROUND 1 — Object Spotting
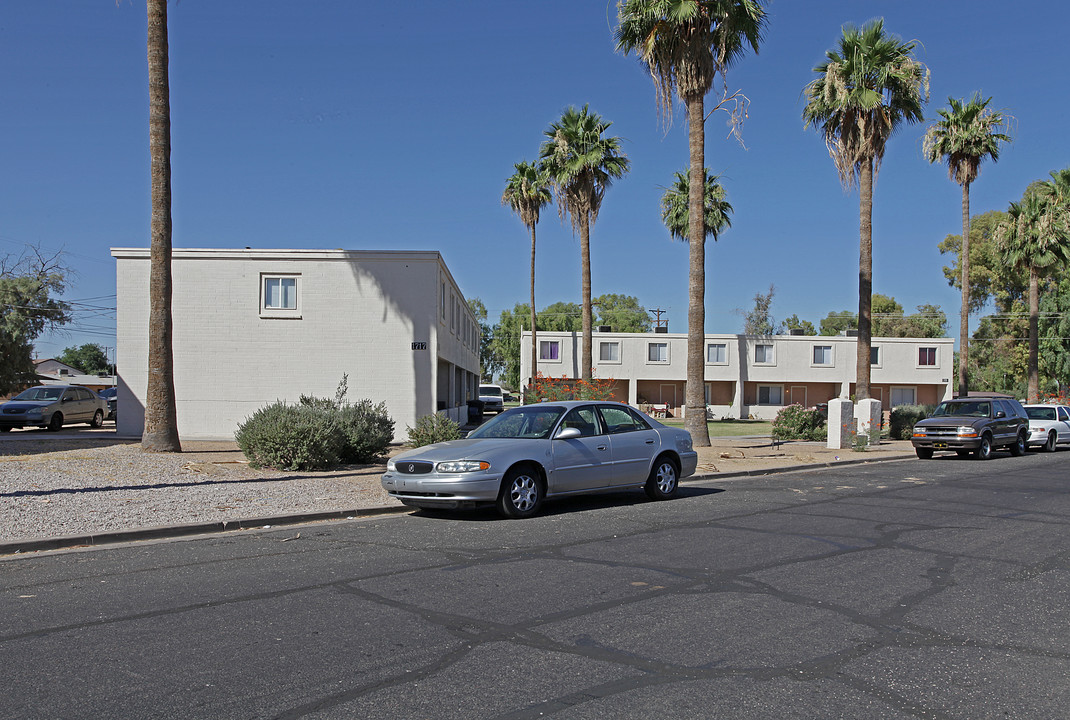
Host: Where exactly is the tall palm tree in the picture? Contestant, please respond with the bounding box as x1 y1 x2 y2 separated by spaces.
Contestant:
998 175 1070 402
661 168 733 242
924 94 1010 398
616 0 766 446
502 161 552 391
803 19 928 401
539 105 630 381
143 0 181 452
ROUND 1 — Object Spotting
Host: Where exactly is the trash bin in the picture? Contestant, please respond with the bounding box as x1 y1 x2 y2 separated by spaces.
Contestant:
467 399 484 424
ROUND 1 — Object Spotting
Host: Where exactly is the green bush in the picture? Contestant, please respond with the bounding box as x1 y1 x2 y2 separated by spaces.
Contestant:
889 404 936 440
236 376 395 470
407 412 461 448
772 403 826 442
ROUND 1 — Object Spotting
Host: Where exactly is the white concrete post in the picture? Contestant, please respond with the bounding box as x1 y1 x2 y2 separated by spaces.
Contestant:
856 398 882 447
827 398 855 449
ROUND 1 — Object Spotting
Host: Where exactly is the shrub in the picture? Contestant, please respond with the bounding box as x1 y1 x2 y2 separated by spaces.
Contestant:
407 412 461 448
337 400 395 463
772 403 826 442
235 402 345 470
889 404 936 440
523 371 617 404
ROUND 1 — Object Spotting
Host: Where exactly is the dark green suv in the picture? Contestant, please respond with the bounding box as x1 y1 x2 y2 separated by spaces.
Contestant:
912 396 1029 460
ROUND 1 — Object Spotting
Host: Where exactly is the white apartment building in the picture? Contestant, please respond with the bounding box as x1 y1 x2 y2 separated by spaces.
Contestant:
521 330 954 420
113 248 480 439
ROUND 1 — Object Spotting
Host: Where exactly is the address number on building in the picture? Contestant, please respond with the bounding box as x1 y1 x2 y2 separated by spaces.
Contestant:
411 342 427 351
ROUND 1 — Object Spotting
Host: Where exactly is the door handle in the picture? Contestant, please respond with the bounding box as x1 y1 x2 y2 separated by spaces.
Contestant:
645 439 655 444
597 445 607 451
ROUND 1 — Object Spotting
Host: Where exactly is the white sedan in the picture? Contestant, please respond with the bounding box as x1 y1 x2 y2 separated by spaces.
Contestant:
1023 404 1070 452
382 400 698 518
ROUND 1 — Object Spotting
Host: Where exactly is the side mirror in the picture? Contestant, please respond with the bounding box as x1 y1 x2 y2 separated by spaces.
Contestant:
555 426 581 440
995 410 1006 418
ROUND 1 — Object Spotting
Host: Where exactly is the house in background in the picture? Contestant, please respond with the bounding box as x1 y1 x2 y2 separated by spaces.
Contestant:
521 329 954 420
32 359 116 394
112 248 480 440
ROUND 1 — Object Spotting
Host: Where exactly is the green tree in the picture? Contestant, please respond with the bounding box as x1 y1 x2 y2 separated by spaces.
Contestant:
742 284 778 335
0 249 70 395
144 0 181 452
997 174 1070 401
594 293 652 332
1039 275 1070 394
924 94 1011 398
467 298 503 382
58 343 110 376
660 168 733 242
871 294 947 338
803 19 928 400
616 0 766 447
819 310 857 336
539 105 630 383
938 210 1024 314
782 314 816 335
492 303 530 389
538 301 583 332
502 161 552 390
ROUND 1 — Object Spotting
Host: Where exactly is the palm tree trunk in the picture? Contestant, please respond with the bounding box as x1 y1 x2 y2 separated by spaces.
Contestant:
1028 267 1039 402
855 157 873 401
685 94 710 446
579 209 592 382
529 223 537 391
143 0 181 452
958 182 971 398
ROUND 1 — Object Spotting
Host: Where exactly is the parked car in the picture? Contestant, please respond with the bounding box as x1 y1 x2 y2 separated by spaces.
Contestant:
911 396 1029 460
98 387 117 420
1023 403 1070 452
382 400 698 518
0 385 107 432
478 384 505 414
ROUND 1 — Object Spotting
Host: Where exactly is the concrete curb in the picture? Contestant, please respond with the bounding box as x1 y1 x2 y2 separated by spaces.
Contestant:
0 452 916 557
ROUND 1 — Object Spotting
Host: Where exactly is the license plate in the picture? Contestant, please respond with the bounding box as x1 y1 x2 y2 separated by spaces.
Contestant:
933 442 948 449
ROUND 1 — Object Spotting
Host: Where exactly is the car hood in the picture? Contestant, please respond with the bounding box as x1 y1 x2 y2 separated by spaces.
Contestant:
914 415 985 426
394 437 542 463
1 401 54 411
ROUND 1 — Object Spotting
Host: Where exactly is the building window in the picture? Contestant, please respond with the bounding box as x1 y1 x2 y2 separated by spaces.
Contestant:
890 387 916 406
540 340 560 361
261 275 299 317
871 346 880 366
757 385 783 405
440 281 447 321
706 343 727 364
812 345 833 366
647 342 668 363
754 343 774 364
918 347 937 366
599 341 620 363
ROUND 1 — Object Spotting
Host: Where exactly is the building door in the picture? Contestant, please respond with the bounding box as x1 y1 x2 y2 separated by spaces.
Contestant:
790 386 807 408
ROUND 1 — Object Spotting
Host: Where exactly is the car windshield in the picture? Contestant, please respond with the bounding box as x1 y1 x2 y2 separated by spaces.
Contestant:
14 387 64 401
467 405 565 440
479 386 502 397
931 401 991 418
1027 407 1056 421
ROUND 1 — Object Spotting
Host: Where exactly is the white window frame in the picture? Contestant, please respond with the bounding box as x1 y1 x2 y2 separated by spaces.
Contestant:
870 345 882 368
890 386 917 407
539 340 561 363
754 343 775 365
917 346 938 368
260 274 301 318
598 341 621 364
706 342 728 365
811 344 834 367
647 342 669 364
757 384 784 405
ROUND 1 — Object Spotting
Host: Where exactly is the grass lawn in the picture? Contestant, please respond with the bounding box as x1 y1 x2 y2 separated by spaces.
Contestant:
660 418 773 437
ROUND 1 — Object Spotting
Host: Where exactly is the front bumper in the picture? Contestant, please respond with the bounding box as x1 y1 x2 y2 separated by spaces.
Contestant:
0 417 44 429
381 470 504 508
911 436 980 451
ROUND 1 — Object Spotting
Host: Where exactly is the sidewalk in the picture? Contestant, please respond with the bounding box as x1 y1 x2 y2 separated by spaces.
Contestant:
0 435 915 556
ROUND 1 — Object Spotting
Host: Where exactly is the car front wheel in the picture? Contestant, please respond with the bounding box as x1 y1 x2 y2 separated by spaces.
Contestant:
496 465 544 519
90 410 104 428
1009 432 1027 457
975 434 993 460
47 413 63 432
915 447 933 460
645 456 679 500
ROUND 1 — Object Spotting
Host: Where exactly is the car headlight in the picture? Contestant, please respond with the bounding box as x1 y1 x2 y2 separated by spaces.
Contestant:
957 426 978 438
26 409 42 418
912 427 926 437
386 459 397 472
436 460 491 473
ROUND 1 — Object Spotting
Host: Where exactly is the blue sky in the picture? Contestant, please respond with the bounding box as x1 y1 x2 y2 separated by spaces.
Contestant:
3 1 1067 362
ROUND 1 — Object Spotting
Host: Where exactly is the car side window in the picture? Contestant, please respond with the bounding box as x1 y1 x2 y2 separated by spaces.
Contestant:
599 406 641 434
560 407 602 437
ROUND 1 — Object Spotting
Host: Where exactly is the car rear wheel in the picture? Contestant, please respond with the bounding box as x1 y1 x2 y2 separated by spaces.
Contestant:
645 456 679 500
496 465 544 519
47 413 63 432
915 447 933 460
1044 431 1058 453
89 410 104 428
974 434 993 460
1009 432 1027 457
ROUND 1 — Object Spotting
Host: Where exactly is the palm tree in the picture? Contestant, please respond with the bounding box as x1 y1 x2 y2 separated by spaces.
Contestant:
803 19 928 401
616 0 766 446
144 0 181 452
998 174 1070 402
661 168 733 242
539 105 630 381
502 161 552 392
924 94 1010 398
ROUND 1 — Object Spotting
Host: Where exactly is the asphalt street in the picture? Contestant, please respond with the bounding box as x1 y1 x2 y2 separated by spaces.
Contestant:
3 450 1069 719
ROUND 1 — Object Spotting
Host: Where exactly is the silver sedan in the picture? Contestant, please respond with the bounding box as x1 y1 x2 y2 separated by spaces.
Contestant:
382 400 698 518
